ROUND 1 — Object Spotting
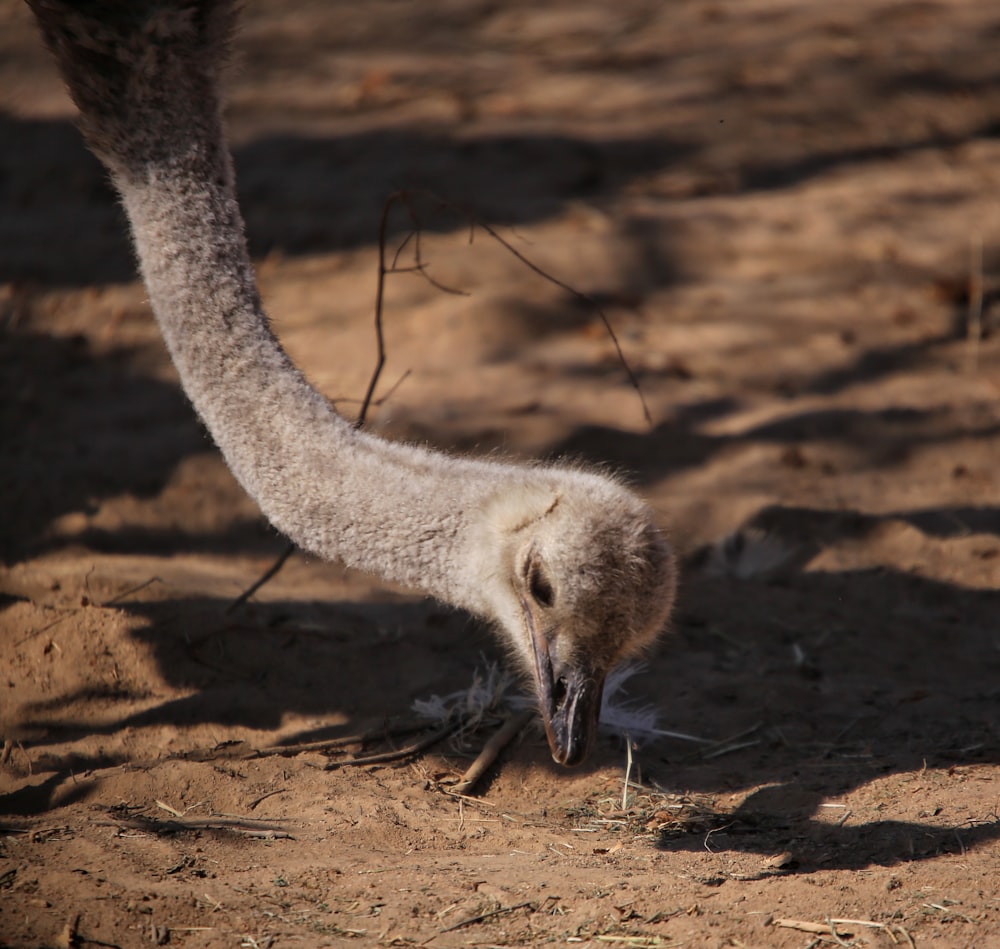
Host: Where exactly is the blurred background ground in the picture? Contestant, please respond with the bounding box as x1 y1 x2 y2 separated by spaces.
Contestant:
1 1 999 946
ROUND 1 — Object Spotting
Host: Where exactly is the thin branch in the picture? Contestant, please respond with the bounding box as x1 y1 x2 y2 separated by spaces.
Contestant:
472 215 652 427
101 576 163 607
368 367 412 408
439 901 535 934
245 721 436 760
323 722 459 771
354 191 397 430
15 609 76 647
94 816 295 839
390 227 417 272
224 543 295 615
373 188 654 428
397 203 470 297
772 918 853 939
451 709 533 796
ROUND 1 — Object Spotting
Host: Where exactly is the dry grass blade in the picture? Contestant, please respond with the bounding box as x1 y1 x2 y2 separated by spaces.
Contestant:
700 738 762 761
622 736 635 810
568 783 721 840
700 722 765 761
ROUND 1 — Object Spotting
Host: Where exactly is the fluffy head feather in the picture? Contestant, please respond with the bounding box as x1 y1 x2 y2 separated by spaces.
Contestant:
478 471 676 764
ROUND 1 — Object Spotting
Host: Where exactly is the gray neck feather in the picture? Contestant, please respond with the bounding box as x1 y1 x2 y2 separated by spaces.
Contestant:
124 147 511 613
25 0 512 616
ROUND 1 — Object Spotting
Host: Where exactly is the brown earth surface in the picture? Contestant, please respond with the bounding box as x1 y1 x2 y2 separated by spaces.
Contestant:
2 1 1000 946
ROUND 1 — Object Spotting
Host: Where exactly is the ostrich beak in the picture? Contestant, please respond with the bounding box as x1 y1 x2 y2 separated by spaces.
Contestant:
526 606 605 766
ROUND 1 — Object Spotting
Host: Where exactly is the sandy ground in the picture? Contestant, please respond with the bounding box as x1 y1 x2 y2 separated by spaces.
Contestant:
2 1 1000 946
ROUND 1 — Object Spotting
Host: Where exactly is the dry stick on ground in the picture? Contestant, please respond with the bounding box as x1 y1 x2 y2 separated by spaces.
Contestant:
242 721 441 760
451 709 535 795
15 608 77 647
323 721 460 771
93 816 295 839
227 189 653 609
772 918 854 939
771 919 914 947
102 576 163 607
57 913 81 949
175 713 450 768
247 788 286 810
439 900 536 935
224 545 294 614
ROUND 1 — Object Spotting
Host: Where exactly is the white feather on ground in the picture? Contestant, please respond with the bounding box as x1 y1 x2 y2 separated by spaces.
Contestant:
413 661 710 746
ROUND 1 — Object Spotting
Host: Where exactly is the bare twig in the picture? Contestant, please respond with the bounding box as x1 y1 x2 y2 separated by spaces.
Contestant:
101 576 163 607
247 722 435 759
95 816 295 839
355 194 395 430
247 788 286 810
155 799 185 818
451 709 534 796
15 609 76 647
825 917 855 948
377 189 653 426
472 215 652 427
225 543 295 615
439 900 535 934
57 913 81 949
772 918 853 939
334 369 412 411
700 738 762 761
893 924 917 949
323 722 459 771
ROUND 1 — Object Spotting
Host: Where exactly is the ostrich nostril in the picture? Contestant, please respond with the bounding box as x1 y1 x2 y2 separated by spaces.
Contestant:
552 676 568 710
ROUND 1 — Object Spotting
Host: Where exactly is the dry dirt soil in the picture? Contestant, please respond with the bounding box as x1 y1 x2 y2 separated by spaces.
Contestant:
2 1 1000 947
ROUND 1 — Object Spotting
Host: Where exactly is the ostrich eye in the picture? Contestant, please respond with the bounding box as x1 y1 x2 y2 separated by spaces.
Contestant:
526 557 555 608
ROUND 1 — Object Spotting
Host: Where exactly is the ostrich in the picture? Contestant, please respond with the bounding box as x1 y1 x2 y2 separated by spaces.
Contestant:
27 0 677 767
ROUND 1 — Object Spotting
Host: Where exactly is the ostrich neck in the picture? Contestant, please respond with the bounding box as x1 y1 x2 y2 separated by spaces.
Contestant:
115 119 494 614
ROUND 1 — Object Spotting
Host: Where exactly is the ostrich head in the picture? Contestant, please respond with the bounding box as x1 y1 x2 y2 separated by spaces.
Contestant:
479 473 676 766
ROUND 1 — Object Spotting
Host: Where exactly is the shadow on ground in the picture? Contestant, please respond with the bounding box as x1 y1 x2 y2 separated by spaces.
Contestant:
4 525 998 874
